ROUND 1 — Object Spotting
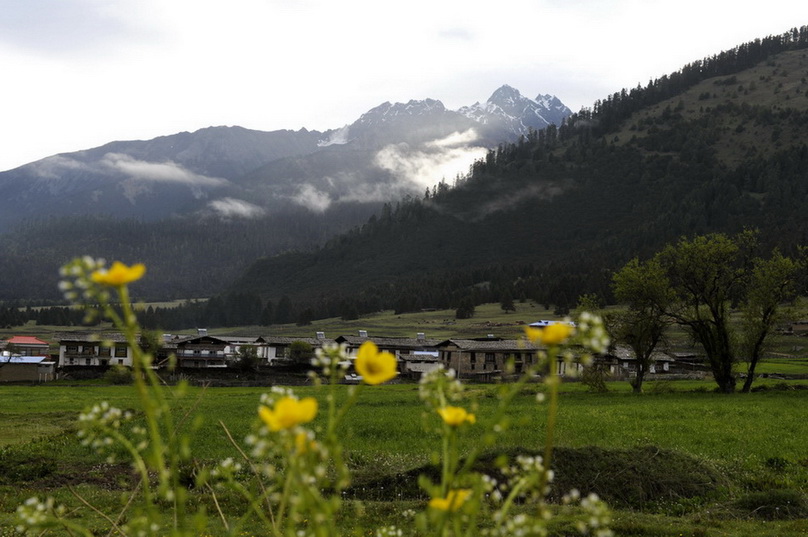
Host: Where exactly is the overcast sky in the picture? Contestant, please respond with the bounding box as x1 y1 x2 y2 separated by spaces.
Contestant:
1 0 806 172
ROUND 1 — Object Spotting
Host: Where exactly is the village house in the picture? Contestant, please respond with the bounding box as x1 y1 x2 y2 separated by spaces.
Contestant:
259 334 328 365
335 331 440 357
398 350 442 378
58 333 134 368
609 345 675 376
167 334 230 368
5 335 51 356
334 331 442 379
0 354 56 382
436 337 540 380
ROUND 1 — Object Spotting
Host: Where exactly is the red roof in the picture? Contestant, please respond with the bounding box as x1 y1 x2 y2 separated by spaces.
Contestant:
7 336 49 346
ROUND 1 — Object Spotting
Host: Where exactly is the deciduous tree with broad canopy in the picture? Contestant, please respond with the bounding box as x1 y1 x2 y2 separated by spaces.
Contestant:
613 231 802 393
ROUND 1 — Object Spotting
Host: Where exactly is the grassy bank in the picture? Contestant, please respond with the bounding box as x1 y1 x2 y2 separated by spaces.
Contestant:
1 381 807 535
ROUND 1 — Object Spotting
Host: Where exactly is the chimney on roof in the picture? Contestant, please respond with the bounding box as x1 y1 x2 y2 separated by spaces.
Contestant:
487 334 495 338
316 332 325 339
198 328 208 337
359 330 368 338
416 332 425 341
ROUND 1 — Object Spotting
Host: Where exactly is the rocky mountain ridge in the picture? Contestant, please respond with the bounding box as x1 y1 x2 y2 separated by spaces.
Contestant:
0 85 570 232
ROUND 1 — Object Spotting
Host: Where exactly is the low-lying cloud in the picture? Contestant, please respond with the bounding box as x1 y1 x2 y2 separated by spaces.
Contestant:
374 129 487 189
30 153 228 188
208 197 266 218
470 181 569 221
29 155 87 179
290 184 334 213
101 153 228 187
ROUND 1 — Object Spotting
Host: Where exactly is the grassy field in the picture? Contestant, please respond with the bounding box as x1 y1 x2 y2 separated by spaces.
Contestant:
5 300 808 377
1 380 807 536
2 300 808 534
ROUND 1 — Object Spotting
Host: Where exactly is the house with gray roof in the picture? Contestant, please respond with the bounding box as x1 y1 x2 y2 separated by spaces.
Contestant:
335 332 440 357
259 335 329 365
0 354 55 382
436 337 540 380
57 332 133 368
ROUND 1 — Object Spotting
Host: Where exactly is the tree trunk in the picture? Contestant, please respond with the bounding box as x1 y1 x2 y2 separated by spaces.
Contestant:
715 372 736 393
741 363 758 393
632 366 645 394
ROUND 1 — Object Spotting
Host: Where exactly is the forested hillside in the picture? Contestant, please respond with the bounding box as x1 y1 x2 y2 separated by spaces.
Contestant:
0 203 380 302
217 27 808 326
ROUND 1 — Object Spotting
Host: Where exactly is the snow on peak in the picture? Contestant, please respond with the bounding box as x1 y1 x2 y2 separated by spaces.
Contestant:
456 86 571 138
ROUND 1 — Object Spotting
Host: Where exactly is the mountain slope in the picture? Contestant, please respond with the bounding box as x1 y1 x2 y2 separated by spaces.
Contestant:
230 30 808 317
0 126 327 228
0 86 570 232
0 86 571 301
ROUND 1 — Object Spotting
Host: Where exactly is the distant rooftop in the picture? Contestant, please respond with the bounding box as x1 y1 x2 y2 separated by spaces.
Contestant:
7 336 49 346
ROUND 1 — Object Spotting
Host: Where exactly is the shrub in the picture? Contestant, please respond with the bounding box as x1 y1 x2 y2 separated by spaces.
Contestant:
103 365 132 385
581 364 610 393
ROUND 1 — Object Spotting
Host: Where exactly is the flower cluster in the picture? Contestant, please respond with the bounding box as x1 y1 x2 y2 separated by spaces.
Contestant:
259 396 318 432
16 497 61 532
77 401 135 460
437 405 476 427
562 490 613 537
428 489 472 512
524 322 575 346
17 256 614 537
499 455 550 499
486 513 548 537
311 342 350 378
575 312 610 354
58 256 108 304
375 525 404 537
91 260 146 287
418 366 464 409
355 341 397 385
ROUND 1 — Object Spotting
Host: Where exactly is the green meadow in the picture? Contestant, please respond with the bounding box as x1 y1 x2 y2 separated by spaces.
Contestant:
1 380 807 536
2 300 808 534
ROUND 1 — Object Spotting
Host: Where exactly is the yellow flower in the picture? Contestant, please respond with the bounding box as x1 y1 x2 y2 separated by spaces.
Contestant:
355 341 397 385
524 322 574 346
429 489 472 512
437 406 476 427
258 396 318 431
91 261 146 287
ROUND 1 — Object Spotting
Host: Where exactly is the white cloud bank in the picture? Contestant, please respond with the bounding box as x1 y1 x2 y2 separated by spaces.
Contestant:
208 197 266 219
374 129 488 188
291 184 334 213
101 153 228 186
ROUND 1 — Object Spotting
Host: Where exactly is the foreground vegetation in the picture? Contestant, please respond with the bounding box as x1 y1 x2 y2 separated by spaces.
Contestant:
1 381 807 536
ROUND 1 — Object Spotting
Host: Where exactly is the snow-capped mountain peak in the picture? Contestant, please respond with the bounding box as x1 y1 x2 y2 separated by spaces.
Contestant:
456 85 571 139
320 87 570 148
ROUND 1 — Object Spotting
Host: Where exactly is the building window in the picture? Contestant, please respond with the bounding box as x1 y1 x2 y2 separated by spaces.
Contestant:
67 345 78 353
118 359 124 365
485 353 496 365
85 358 92 366
115 346 127 357
99 347 111 356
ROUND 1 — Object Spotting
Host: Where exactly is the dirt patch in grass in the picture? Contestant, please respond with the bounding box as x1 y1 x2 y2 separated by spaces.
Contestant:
345 445 728 511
